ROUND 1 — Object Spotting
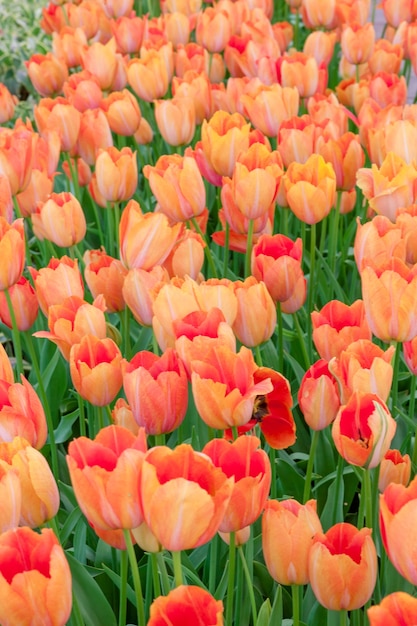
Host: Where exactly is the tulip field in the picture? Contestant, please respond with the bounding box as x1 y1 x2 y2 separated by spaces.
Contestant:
3 0 417 624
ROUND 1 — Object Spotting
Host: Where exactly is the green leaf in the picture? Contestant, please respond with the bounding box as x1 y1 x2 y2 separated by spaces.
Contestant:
256 599 271 626
268 585 283 626
54 409 79 444
66 553 117 626
276 458 305 502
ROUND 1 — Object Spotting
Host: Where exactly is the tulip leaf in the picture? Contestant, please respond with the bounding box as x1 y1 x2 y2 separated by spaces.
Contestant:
256 599 271 626
275 458 305 502
54 408 79 444
66 553 117 626
268 584 282 626
101 563 136 605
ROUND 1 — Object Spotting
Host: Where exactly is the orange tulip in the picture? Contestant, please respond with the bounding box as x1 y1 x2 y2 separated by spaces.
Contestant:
67 425 147 530
341 22 375 65
34 96 81 153
378 449 411 493
379 475 417 584
143 154 206 223
361 257 417 342
122 348 188 435
122 265 169 327
162 229 205 280
66 0 104 40
329 340 395 404
368 591 417 626
172 70 213 125
354 215 405 273
368 39 403 75
34 295 107 361
94 146 138 203
301 0 336 29
63 70 103 113
251 234 305 304
0 84 18 124
298 359 341 430
101 0 134 18
29 256 84 317
404 333 417 375
0 344 13 385
200 110 251 178
311 299 372 361
154 96 196 147
111 14 144 54
140 443 233 551
134 117 154 145
52 26 88 69
369 72 408 109
0 175 12 223
240 80 299 137
317 132 365 191
304 30 337 67
278 52 320 99
0 218 25 292
31 191 87 248
203 435 270 533
148 585 224 626
263 498 323 585
332 392 396 469
0 437 59 527
0 461 20 532
0 527 72 626
0 126 33 196
195 7 232 53
0 376 48 450
232 277 276 347
70 335 123 407
119 200 182 270
191 344 273 430
284 154 336 224
100 89 142 136
127 52 170 102
25 52 68 97
16 169 55 218
0 277 38 332
84 249 127 313
81 37 118 90
309 522 377 610
76 108 113 166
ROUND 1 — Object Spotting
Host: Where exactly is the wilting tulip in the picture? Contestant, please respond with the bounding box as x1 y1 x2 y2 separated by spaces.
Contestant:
140 443 233 551
203 436 271 533
232 277 276 347
378 449 411 493
379 475 417 584
148 585 224 626
298 359 341 430
0 527 72 626
69 335 123 407
31 191 87 247
95 146 138 204
25 52 68 97
119 200 182 270
311 300 372 361
360 257 417 343
263 498 323 585
0 277 38 332
284 154 336 224
309 522 377 610
67 425 147 530
84 249 127 313
368 591 417 625
332 392 396 469
122 348 188 435
29 256 84 317
143 154 206 223
329 340 395 404
0 437 59 527
0 376 47 450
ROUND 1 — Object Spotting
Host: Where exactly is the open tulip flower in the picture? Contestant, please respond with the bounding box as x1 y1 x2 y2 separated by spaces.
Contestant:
148 585 224 626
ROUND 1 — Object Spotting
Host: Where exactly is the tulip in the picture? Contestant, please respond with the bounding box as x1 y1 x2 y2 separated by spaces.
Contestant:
66 1 104 39
69 335 123 407
354 215 405 273
301 0 336 28
25 52 68 97
31 191 87 248
240 81 299 137
16 169 55 218
63 70 103 113
332 392 396 469
203 436 271 533
369 72 408 109
0 527 72 626
76 108 113 166
379 475 417 584
111 398 138 435
52 26 87 68
34 295 107 361
0 343 14 385
368 39 403 75
67 425 147 530
122 348 188 435
0 85 17 124
84 249 127 313
263 498 323 585
0 376 47 449
34 96 81 153
329 340 395 404
119 200 182 270
311 299 372 361
0 461 20 532
378 449 411 493
195 6 232 53
278 52 320 99
143 154 206 223
140 443 233 551
361 257 417 343
298 359 341 430
0 218 25 292
154 96 196 147
162 229 205 281
148 585 224 626
111 14 144 54
95 146 138 203
317 132 365 191
284 154 336 224
100 89 142 136
309 522 377 610
127 52 170 102
404 334 417 375
341 23 375 65
0 437 59 527
81 38 118 90
304 31 337 67
231 277 276 347
0 127 33 196
29 256 84 317
0 277 38 332
200 110 251 179
122 266 169 327
368 591 417 625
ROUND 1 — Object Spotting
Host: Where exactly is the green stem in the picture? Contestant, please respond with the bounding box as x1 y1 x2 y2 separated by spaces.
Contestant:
411 377 417 466
114 201 121 255
123 529 146 626
208 533 218 594
307 223 317 362
191 217 218 278
238 546 257 626
77 394 87 438
291 584 302 626
171 550 183 587
223 222 230 278
64 152 81 199
340 609 348 626
277 302 283 373
303 429 320 503
156 552 171 595
4 288 23 378
106 203 115 259
244 219 255 279
270 447 277 500
121 306 131 360
332 454 345 525
71 595 85 626
329 192 342 277
254 344 263 367
12 196 32 266
118 549 128 626
293 310 310 370
226 531 236 626
23 332 59 480
390 341 401 417
151 552 161 598
362 467 373 530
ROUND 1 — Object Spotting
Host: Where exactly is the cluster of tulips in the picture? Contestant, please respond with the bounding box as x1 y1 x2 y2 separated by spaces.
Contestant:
2 0 417 624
